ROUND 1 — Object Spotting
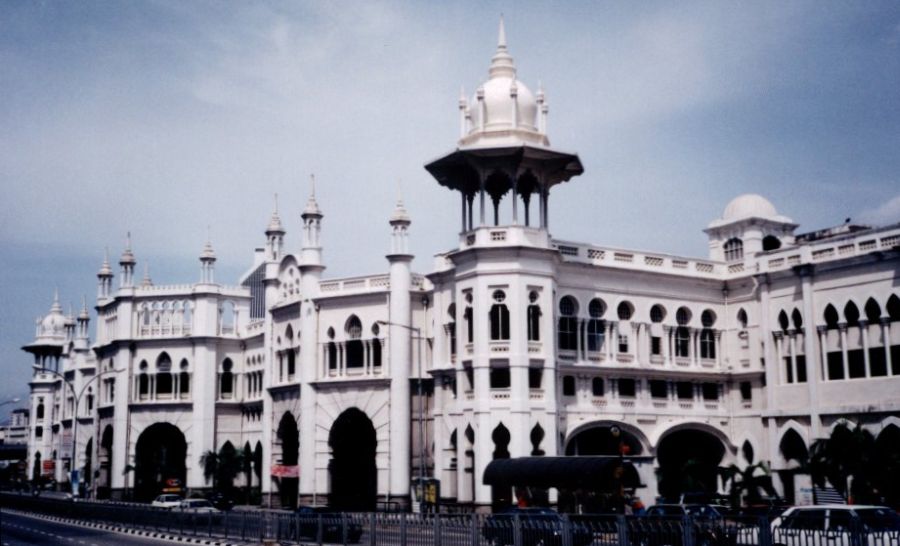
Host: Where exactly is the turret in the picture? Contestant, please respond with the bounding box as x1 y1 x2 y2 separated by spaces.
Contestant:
199 237 217 284
77 296 90 341
97 247 113 300
265 194 286 261
119 232 136 288
300 175 323 268
140 264 154 287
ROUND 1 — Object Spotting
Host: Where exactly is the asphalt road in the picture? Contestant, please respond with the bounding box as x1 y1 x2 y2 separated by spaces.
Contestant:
0 510 194 546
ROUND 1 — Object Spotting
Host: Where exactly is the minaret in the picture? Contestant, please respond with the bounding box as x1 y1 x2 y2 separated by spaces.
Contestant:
386 195 413 505
200 237 216 284
97 248 113 300
77 296 90 341
298 175 325 503
119 233 136 288
140 264 153 287
265 194 286 261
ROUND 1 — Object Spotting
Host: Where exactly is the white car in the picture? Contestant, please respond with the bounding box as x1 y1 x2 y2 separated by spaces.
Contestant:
178 499 219 514
771 505 900 546
151 494 183 509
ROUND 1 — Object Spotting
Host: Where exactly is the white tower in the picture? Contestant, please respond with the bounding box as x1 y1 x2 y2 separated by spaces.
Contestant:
265 195 286 261
298 178 325 502
199 238 217 284
387 197 414 503
97 248 113 300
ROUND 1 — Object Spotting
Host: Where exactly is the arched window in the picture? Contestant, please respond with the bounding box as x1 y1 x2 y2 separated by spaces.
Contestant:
674 308 691 358
865 298 881 323
156 353 172 397
723 238 744 262
650 304 666 323
587 298 605 352
36 400 45 420
346 316 364 368
179 359 190 397
464 306 474 344
887 294 900 321
700 310 716 359
778 310 790 332
737 308 748 329
138 360 149 400
791 309 803 330
527 292 541 342
86 387 94 413
762 235 781 251
562 375 576 397
617 301 633 321
557 297 578 351
447 304 458 355
844 302 860 327
489 290 510 341
824 304 839 329
220 358 234 398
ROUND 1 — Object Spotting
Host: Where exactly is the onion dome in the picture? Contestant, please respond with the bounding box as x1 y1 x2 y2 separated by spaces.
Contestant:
200 240 217 262
390 198 411 225
97 247 113 278
266 194 285 235
302 175 323 218
38 290 67 338
461 17 546 148
119 232 136 265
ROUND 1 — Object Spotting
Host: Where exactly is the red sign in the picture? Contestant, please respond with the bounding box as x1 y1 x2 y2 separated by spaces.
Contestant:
271 465 299 478
42 460 55 476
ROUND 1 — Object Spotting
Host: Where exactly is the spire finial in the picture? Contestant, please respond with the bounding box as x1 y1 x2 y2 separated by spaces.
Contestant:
310 173 316 197
125 231 132 250
489 14 516 79
498 14 507 49
54 286 59 304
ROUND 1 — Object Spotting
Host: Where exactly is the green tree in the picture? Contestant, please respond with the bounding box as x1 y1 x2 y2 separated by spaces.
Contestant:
719 462 776 509
199 450 219 490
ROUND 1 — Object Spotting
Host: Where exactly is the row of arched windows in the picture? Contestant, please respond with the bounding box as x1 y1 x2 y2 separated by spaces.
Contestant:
137 353 190 401
325 316 382 374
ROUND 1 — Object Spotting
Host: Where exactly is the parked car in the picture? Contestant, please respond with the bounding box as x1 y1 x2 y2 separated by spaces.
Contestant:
632 504 730 546
294 506 363 544
205 491 235 511
151 494 183 509
771 505 900 546
179 499 220 514
482 507 593 546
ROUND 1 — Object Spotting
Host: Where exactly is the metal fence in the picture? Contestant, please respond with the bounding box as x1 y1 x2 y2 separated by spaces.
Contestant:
2 494 898 546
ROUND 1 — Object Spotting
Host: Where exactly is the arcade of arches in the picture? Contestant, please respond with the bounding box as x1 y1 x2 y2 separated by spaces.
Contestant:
277 412 299 508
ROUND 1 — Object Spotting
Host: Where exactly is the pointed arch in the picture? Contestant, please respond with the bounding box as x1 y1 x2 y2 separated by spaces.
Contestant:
778 310 790 331
791 308 803 330
844 301 861 326
865 298 882 323
887 294 900 321
823 304 840 329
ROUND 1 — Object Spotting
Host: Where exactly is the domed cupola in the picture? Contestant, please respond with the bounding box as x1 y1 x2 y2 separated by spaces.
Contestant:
37 290 67 341
704 194 798 263
459 17 547 148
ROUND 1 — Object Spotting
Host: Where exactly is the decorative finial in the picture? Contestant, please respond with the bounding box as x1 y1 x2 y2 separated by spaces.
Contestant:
498 15 507 49
489 15 516 79
125 231 132 250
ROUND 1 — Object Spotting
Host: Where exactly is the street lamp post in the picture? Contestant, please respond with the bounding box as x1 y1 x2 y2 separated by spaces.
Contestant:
376 319 427 513
31 365 122 497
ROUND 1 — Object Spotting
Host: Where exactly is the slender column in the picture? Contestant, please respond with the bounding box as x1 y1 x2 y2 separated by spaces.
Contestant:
859 320 871 377
523 195 530 226
604 322 613 360
511 180 518 225
882 318 894 375
817 326 828 381
839 323 849 379
661 326 672 366
692 328 699 366
788 332 798 383
714 331 722 368
461 193 467 232
543 189 550 228
538 187 546 228
479 187 486 226
773 332 784 383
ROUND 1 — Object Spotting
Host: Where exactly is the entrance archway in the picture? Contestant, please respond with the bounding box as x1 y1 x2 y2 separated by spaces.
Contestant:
134 423 187 502
657 428 726 502
276 413 299 508
491 423 512 510
98 425 113 499
778 429 808 504
328 408 376 511
565 424 645 456
563 423 646 512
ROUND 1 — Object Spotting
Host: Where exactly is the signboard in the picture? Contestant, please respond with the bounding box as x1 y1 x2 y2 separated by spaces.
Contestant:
162 478 183 493
271 465 299 478
42 460 55 476
410 478 440 513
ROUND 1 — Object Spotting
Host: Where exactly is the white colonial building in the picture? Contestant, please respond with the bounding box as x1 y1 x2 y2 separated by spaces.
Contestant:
22 22 900 511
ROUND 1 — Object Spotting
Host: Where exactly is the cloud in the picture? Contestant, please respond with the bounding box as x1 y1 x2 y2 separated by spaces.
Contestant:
857 194 900 226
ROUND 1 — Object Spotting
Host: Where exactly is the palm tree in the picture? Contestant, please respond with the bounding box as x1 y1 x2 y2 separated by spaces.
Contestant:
215 443 243 494
200 450 219 491
719 462 776 509
809 422 877 504
242 443 253 503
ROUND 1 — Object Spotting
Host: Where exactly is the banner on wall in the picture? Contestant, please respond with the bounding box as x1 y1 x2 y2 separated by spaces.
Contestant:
271 465 299 478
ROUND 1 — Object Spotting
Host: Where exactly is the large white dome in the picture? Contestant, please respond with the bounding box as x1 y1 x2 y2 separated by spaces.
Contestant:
470 76 538 132
722 194 779 221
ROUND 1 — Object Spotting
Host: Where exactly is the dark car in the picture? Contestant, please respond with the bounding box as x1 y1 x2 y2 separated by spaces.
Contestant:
295 506 363 544
631 504 729 546
482 507 593 546
204 491 235 511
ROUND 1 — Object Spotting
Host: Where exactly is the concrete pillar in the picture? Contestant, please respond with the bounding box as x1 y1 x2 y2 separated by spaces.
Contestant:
387 255 412 502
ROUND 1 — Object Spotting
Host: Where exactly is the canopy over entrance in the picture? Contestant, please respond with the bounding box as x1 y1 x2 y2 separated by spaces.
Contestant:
483 456 651 490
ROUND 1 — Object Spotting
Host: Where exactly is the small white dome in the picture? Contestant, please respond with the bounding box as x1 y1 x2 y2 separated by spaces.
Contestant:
470 77 538 132
39 295 66 338
722 194 778 221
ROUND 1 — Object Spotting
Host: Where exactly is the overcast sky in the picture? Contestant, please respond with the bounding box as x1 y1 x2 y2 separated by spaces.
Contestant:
1 1 899 414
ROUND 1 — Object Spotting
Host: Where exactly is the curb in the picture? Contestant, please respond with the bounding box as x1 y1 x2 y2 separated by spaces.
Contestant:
1 508 256 546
